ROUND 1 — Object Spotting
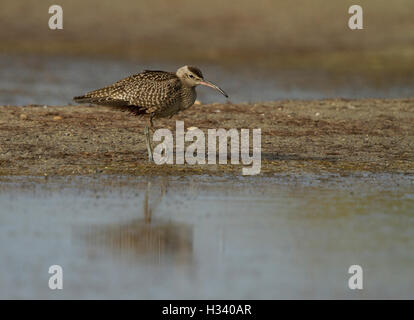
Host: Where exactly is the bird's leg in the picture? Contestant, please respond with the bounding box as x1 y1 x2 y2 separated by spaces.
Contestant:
144 116 154 162
144 125 153 162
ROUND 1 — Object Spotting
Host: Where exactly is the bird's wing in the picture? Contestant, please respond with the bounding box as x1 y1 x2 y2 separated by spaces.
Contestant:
128 71 183 113
73 71 181 114
141 70 179 81
73 75 138 106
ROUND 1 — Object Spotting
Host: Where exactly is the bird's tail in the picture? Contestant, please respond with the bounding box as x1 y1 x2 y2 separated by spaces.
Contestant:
73 95 128 107
73 95 94 104
73 94 147 117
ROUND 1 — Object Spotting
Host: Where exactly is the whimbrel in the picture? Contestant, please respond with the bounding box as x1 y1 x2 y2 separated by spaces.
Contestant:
74 66 228 161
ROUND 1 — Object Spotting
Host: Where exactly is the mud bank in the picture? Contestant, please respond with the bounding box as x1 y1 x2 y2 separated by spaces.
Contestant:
0 99 413 176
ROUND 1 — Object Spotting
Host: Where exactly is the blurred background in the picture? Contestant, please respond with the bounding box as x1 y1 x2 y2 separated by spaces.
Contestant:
1 0 414 105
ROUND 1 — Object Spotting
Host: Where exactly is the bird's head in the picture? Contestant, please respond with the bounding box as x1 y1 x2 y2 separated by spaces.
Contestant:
176 66 228 98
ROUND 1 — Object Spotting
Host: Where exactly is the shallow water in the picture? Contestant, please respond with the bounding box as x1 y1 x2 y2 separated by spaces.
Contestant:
0 174 413 299
1 54 413 106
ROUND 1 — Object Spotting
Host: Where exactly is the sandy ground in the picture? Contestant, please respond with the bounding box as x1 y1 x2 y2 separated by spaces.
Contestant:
0 99 413 176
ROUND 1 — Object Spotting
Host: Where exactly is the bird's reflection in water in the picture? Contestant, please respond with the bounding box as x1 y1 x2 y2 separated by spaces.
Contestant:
84 178 193 265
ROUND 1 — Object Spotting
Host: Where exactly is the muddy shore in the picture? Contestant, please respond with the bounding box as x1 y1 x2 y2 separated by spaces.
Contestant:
0 99 413 176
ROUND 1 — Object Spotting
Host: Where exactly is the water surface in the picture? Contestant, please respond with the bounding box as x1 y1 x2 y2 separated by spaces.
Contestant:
1 54 413 106
0 174 413 299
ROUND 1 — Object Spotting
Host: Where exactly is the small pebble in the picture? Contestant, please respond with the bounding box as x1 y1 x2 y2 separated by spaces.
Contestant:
20 114 28 120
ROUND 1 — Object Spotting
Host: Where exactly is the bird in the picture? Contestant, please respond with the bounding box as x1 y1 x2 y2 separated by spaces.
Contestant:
73 65 228 162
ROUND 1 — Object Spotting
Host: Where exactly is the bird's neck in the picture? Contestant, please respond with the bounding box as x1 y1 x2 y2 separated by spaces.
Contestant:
180 86 197 108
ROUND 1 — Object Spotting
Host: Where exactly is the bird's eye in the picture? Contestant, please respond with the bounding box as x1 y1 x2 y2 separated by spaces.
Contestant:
189 74 194 79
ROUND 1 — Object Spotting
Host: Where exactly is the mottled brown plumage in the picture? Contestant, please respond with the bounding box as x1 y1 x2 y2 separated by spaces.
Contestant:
74 71 186 117
74 65 228 161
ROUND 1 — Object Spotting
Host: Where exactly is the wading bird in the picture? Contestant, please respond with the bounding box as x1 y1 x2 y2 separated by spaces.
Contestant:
74 66 228 161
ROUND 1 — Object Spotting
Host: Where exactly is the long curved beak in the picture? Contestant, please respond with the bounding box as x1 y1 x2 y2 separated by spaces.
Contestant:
198 80 229 98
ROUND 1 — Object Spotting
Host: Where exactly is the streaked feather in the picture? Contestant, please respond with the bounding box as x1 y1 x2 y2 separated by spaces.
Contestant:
74 69 197 119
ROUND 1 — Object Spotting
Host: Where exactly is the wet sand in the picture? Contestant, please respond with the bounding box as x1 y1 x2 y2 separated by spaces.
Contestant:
1 99 413 176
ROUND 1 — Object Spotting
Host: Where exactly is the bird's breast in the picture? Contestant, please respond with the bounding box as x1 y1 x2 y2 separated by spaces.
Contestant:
180 86 197 109
153 86 196 119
